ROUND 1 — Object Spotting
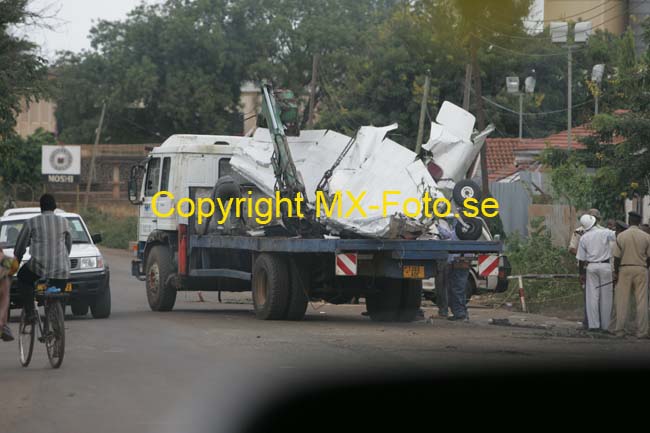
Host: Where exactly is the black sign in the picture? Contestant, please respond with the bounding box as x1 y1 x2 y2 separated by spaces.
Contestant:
43 174 79 184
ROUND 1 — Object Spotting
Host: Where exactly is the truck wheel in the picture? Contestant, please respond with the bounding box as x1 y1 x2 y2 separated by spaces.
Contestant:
366 279 422 322
452 179 482 206
285 260 309 321
397 280 422 322
146 245 177 311
365 279 402 322
252 254 290 320
70 300 89 316
91 285 112 319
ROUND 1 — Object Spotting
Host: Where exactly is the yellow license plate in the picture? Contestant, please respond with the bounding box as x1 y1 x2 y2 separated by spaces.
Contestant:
64 283 72 292
403 265 424 279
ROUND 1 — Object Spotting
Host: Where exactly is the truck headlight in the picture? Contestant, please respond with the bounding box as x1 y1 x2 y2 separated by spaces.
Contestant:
79 256 103 269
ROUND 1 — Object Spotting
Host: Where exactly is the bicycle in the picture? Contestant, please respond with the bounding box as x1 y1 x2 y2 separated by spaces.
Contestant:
18 279 71 368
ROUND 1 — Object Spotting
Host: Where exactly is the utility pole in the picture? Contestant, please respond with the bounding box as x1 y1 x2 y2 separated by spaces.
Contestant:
415 72 431 154
518 93 524 139
551 21 591 151
84 101 106 209
307 53 320 128
567 45 572 151
471 38 489 195
462 63 472 110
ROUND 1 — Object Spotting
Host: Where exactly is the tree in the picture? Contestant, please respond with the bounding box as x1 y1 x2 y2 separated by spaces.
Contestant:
0 128 54 187
54 0 397 143
55 0 249 143
0 0 49 139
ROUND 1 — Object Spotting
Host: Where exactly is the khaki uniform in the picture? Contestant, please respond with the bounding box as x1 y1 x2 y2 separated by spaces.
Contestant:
612 226 650 337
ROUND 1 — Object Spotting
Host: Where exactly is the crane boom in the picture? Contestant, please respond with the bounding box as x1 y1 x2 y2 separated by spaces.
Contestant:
260 84 307 203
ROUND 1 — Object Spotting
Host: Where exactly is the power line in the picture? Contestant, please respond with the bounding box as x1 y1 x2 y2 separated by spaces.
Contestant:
476 0 648 46
480 94 593 116
522 2 608 23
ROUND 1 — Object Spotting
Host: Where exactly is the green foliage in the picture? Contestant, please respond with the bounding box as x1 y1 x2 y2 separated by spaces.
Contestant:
0 0 50 139
542 153 595 211
0 128 55 186
78 208 137 250
54 0 396 143
505 218 581 313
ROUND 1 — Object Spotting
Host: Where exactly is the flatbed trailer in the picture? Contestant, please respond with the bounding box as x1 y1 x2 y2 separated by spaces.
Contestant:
133 219 502 322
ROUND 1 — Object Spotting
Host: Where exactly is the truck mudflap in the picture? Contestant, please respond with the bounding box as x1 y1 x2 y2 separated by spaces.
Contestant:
131 259 145 281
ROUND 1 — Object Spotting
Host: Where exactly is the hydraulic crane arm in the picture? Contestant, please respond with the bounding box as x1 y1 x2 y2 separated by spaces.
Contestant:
260 83 308 204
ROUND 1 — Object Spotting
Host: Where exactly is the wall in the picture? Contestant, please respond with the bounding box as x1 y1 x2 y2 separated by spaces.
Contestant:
528 203 576 247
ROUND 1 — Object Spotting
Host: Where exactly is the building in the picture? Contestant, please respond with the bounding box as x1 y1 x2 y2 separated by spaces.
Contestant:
14 98 57 138
484 122 626 243
544 0 650 53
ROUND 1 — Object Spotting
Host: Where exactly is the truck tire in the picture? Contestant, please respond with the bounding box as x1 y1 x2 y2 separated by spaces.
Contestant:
452 179 482 206
91 285 112 319
285 260 309 321
366 279 422 322
198 176 243 235
365 279 402 322
70 300 89 316
397 280 422 322
146 245 177 311
252 254 290 320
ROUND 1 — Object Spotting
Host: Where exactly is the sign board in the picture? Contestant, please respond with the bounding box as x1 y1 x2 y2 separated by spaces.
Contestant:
42 145 81 183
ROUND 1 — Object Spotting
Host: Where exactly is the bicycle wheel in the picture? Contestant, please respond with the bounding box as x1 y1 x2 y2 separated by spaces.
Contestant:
18 309 35 367
45 301 65 369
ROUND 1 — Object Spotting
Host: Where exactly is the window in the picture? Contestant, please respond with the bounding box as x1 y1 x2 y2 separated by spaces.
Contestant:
0 221 24 248
66 217 91 244
218 158 249 185
0 216 89 248
160 157 171 191
145 157 161 197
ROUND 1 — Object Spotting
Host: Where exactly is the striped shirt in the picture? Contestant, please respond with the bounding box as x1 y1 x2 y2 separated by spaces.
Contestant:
14 211 72 279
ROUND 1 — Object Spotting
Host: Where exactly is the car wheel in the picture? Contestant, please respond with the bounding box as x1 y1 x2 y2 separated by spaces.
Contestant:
71 300 89 316
91 285 111 319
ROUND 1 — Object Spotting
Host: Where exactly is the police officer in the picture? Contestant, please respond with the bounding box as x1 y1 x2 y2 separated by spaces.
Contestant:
570 208 602 329
612 211 650 338
577 214 616 331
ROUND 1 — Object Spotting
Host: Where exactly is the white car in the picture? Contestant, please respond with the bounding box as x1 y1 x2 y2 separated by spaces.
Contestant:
0 208 111 318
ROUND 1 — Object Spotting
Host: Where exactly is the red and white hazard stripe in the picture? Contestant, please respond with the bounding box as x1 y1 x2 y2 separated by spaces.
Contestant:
477 254 499 277
335 253 358 276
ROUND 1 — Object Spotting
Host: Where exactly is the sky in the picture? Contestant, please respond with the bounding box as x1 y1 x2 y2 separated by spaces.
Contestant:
18 0 160 59
19 0 545 60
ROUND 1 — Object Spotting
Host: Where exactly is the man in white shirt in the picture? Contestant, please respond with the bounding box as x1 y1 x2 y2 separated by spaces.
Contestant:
577 214 616 331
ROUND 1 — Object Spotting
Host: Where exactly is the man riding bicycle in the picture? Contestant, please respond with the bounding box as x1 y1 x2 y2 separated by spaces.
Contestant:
13 194 72 321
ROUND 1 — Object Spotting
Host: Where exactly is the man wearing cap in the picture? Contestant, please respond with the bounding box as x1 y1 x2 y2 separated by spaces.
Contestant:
570 208 602 329
569 208 602 255
577 214 616 331
612 211 650 338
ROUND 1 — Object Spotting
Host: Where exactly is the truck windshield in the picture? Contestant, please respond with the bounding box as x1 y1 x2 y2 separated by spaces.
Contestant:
0 216 90 248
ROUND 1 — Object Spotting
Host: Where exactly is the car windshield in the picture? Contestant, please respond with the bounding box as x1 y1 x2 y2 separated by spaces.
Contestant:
0 216 90 249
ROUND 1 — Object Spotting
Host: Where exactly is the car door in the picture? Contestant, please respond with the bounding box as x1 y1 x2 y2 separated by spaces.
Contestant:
139 156 162 241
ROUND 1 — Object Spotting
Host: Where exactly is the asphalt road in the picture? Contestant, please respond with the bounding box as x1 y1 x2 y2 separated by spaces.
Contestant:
1 248 650 433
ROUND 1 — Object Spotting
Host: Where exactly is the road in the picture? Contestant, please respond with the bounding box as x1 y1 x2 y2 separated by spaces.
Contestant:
1 248 649 433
